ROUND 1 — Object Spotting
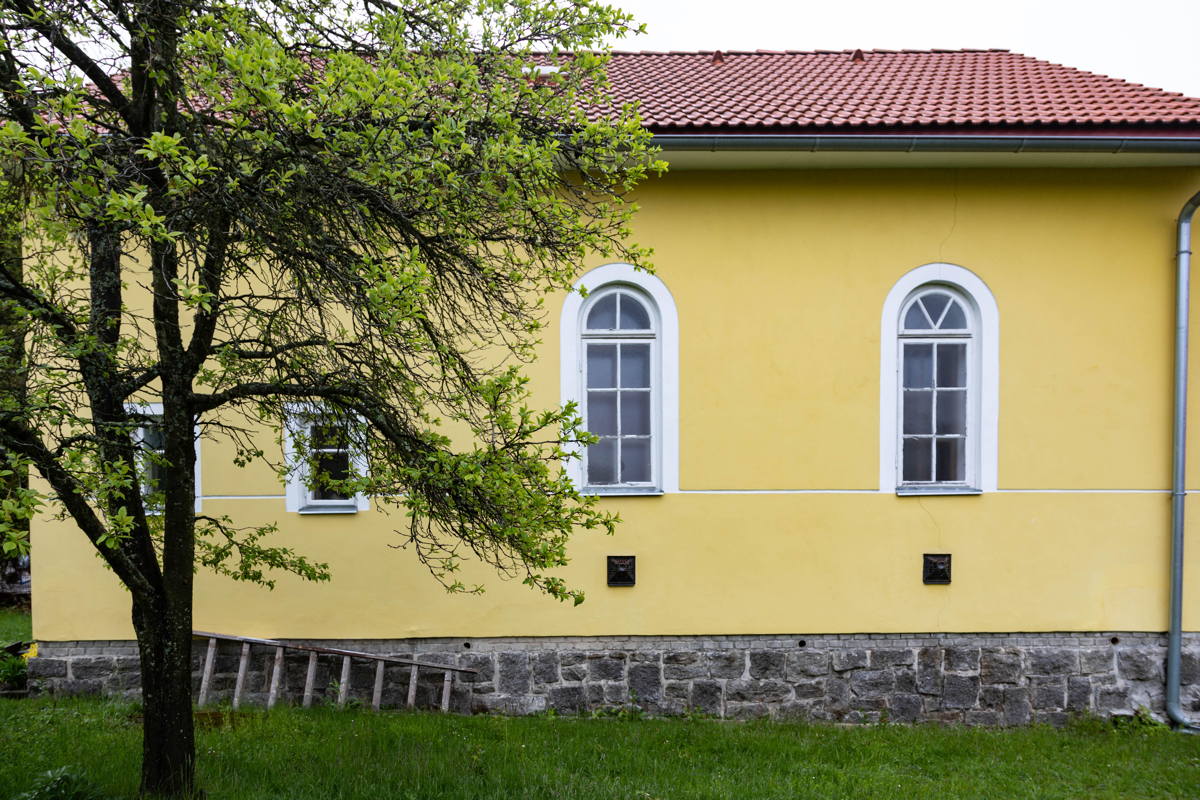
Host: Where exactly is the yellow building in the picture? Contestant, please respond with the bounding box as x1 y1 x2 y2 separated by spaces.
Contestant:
30 49 1200 724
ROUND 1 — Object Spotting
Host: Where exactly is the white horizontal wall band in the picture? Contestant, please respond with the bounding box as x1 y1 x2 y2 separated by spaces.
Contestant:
199 489 1176 500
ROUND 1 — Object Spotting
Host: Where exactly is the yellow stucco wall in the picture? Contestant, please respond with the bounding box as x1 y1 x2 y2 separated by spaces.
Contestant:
30 164 1200 640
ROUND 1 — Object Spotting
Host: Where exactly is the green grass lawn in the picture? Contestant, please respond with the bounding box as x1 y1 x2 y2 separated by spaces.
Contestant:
1 697 1199 799
0 605 30 645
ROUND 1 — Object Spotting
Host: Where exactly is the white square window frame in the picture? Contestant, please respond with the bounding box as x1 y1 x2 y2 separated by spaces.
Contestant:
283 405 370 514
125 402 203 514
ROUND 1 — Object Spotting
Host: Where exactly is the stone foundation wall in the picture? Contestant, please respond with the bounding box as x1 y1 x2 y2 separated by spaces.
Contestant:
29 632 1200 725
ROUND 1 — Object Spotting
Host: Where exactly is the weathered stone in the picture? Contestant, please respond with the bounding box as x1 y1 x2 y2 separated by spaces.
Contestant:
664 651 699 665
628 663 662 704
792 680 824 699
1066 677 1092 712
585 683 605 705
777 701 814 721
631 652 659 663
832 649 868 672
826 677 850 710
942 674 979 709
561 664 587 682
27 658 67 679
979 686 1005 710
1117 650 1161 682
113 656 141 672
893 669 917 694
870 649 914 668
705 651 745 679
559 652 585 667
966 710 1001 726
53 679 103 695
850 694 888 712
1096 685 1130 712
980 650 1021 685
496 652 531 695
1028 649 1078 676
889 693 923 723
587 657 626 682
945 648 980 673
663 680 689 701
105 671 142 691
690 680 722 715
749 650 785 679
916 647 943 694
726 702 770 720
1002 687 1031 726
1033 711 1070 727
70 657 117 681
786 651 829 680
850 669 895 698
603 682 629 704
1079 649 1112 675
459 653 494 683
531 652 559 685
1031 677 1065 710
664 651 705 680
1180 651 1200 685
725 679 791 703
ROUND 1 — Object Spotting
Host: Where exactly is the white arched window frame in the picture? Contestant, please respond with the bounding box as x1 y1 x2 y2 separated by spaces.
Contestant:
561 263 679 494
880 263 999 494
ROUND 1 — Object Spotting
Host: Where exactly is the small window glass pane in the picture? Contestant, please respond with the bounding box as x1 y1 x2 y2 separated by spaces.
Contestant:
936 390 966 435
940 300 967 330
141 424 165 452
921 293 950 325
312 452 351 500
620 344 651 388
903 343 934 388
145 460 164 495
587 438 617 484
618 294 651 330
586 392 618 435
621 439 651 483
586 294 617 330
902 438 932 482
935 438 965 482
936 343 967 387
903 391 933 435
620 392 651 436
903 303 930 331
587 344 617 388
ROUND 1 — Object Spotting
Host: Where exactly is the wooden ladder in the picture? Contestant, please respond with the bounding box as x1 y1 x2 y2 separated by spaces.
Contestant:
192 631 476 712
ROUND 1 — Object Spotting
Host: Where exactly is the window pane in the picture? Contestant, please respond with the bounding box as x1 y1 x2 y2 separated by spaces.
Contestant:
936 343 967 388
902 438 932 482
903 343 933 388
312 452 351 500
903 304 930 331
620 392 651 435
921 293 950 325
903 390 933 434
941 300 967 330
587 344 617 388
586 392 617 435
935 437 965 482
311 424 348 450
586 294 617 330
936 389 966 434
141 423 165 452
145 460 164 495
621 439 651 483
587 438 617 484
618 294 651 330
620 344 651 388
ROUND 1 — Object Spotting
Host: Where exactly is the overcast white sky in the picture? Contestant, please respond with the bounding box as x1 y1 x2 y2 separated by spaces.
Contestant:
606 0 1200 99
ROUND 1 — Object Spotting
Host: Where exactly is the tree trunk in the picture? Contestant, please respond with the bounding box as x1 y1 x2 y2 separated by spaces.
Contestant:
133 594 196 797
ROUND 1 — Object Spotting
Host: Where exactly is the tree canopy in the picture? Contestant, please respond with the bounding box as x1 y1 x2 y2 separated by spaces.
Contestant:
0 0 661 794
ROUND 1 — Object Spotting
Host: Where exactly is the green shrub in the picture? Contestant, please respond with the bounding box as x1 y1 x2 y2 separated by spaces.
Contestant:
12 767 110 800
0 654 26 689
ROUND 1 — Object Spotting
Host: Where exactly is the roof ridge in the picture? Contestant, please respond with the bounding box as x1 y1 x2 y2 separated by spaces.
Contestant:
604 48 1014 56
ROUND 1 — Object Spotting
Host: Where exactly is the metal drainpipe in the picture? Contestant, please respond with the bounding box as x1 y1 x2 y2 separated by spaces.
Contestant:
1169 188 1200 732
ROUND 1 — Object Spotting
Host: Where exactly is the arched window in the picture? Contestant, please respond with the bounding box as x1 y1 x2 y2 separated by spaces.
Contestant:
560 263 679 494
881 263 999 494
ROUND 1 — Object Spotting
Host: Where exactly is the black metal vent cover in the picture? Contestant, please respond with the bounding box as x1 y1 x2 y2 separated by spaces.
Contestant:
607 555 636 587
923 553 951 584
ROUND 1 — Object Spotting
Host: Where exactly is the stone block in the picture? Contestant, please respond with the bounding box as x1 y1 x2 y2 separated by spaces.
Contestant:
945 647 980 673
663 680 689 701
725 679 790 703
1002 687 1031 726
1095 685 1130 713
979 686 1005 710
587 656 626 682
832 649 868 672
1028 649 1078 676
459 653 494 683
586 684 605 705
786 651 829 680
870 649 914 668
630 652 659 664
664 651 706 680
690 680 722 715
850 669 895 698
561 664 587 682
1031 677 1065 711
531 652 559 685
777 701 814 721
893 670 917 694
942 674 979 709
1180 651 1200 685
792 680 824 700
628 663 662 704
889 693 923 723
560 652 585 667
1079 649 1113 675
1117 650 1161 682
496 652 531 695
27 658 67 679
705 651 745 679
1033 711 1070 727
980 649 1021 685
70 657 117 681
850 694 887 712
1066 677 1092 712
603 682 629 704
53 679 103 695
726 702 770 720
749 650 785 679
916 647 943 694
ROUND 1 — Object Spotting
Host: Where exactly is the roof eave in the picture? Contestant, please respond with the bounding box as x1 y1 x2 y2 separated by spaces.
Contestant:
651 132 1200 154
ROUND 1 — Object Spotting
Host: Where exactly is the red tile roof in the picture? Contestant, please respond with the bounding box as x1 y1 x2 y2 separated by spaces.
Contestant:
591 50 1200 134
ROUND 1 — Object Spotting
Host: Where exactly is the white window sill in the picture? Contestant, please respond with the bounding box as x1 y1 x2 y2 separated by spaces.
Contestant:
297 504 360 515
896 486 982 497
584 487 664 497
